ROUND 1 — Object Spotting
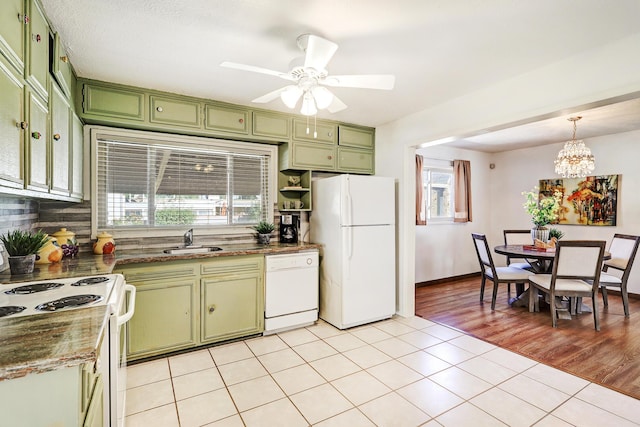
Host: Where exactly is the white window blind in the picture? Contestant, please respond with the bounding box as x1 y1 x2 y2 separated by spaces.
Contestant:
94 132 272 231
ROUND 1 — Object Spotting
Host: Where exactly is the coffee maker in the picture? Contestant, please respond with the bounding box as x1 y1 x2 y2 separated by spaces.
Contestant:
279 214 299 243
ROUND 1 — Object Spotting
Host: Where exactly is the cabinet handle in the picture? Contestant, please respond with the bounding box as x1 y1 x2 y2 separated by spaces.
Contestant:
208 305 216 314
238 118 244 124
16 121 28 130
19 14 29 24
53 133 61 141
32 131 41 139
60 56 69 63
328 132 333 137
327 155 333 160
156 106 163 112
33 34 41 43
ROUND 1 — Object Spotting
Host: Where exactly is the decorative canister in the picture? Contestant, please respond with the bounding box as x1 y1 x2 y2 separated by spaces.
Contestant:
93 232 116 255
35 235 63 264
52 228 79 258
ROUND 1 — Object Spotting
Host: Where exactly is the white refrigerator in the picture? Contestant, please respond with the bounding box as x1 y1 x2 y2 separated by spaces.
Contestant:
310 174 396 329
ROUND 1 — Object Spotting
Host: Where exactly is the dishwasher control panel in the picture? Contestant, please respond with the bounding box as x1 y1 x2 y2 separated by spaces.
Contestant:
265 251 318 271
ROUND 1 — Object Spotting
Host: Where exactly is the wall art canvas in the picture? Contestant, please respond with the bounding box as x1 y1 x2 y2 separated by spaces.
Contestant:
538 175 619 226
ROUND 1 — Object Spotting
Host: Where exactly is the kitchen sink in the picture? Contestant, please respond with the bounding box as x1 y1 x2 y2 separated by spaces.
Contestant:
163 246 223 254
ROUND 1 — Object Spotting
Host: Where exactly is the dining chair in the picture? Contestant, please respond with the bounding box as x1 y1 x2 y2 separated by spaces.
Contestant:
598 234 640 317
471 233 532 310
503 229 534 294
528 240 606 331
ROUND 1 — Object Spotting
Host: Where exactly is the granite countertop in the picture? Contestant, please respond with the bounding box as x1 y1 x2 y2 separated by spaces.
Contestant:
0 242 321 381
0 306 108 381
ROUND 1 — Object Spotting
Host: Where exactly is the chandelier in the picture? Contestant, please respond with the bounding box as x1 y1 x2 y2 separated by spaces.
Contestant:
554 116 595 178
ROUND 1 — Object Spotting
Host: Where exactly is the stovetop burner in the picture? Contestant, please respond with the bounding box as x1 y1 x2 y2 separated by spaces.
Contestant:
71 276 110 286
4 283 65 295
35 294 103 312
0 306 27 318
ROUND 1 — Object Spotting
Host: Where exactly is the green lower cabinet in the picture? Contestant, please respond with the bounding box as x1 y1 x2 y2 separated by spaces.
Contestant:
119 256 264 360
83 375 104 427
201 271 264 342
126 278 198 359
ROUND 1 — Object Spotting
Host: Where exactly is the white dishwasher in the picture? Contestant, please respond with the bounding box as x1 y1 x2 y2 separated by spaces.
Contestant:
264 250 319 334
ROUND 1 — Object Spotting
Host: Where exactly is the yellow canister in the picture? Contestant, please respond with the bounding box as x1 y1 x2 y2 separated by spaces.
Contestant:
35 235 63 264
93 231 116 255
52 228 79 257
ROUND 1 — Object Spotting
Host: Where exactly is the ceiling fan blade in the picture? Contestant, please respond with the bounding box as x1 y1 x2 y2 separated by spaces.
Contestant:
252 86 289 104
303 35 338 71
220 61 294 81
323 74 395 90
327 94 347 113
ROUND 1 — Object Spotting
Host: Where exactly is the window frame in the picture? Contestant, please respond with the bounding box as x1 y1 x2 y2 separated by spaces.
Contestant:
422 161 455 224
88 126 277 239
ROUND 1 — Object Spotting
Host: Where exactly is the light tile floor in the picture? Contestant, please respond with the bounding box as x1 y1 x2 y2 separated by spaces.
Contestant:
125 316 640 426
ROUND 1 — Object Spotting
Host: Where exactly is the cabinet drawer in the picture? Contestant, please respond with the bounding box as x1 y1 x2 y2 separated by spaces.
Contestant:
337 146 374 174
118 262 198 284
252 111 290 141
204 103 249 134
150 95 201 128
201 255 263 276
83 84 145 121
290 141 336 171
292 119 336 144
338 125 374 149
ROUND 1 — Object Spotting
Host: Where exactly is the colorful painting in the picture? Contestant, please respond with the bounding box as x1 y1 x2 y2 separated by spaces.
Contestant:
539 175 619 226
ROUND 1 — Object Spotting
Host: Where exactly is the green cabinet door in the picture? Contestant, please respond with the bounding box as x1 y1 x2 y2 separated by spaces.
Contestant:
127 278 198 359
289 140 336 171
0 58 24 189
149 95 201 129
338 125 374 149
50 83 71 196
337 147 374 174
0 0 26 72
82 375 103 427
201 273 263 342
51 33 74 98
252 111 290 141
26 0 48 100
82 83 145 122
70 113 84 199
204 103 249 134
293 118 337 144
25 88 48 191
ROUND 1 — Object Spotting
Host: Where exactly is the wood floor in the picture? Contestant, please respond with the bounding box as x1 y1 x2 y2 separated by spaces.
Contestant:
415 275 640 400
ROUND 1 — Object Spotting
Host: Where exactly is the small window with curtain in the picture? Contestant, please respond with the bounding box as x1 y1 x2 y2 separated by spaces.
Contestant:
90 128 276 236
422 161 455 222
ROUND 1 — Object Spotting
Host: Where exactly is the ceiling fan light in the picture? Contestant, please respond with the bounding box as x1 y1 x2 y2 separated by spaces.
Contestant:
311 86 333 110
300 93 317 116
280 85 302 108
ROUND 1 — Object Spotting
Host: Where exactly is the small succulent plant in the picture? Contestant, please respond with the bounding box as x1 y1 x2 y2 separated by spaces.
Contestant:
0 229 49 256
548 228 565 240
251 221 275 234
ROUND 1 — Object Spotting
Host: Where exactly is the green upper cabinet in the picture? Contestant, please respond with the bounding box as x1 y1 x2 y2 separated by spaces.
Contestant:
0 57 25 189
280 140 336 171
50 83 71 196
204 103 249 135
252 111 290 141
82 82 145 123
337 146 374 174
338 125 374 149
25 87 48 192
149 95 201 129
51 33 73 99
293 118 337 144
25 0 49 101
70 113 83 199
0 0 26 73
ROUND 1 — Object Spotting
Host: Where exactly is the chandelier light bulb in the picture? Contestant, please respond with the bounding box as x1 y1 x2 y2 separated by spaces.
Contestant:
554 116 595 178
300 92 317 116
280 85 302 108
311 86 334 110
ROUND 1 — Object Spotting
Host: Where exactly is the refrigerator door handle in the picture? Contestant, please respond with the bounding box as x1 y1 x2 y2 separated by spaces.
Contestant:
345 177 353 226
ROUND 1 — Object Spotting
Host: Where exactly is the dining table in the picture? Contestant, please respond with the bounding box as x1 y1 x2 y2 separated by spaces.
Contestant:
493 244 611 319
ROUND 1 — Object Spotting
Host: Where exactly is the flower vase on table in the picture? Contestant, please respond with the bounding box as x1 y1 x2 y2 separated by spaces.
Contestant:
531 227 550 243
522 187 562 244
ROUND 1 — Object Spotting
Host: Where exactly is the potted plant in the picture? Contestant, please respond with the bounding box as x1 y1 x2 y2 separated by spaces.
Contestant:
0 229 49 274
251 221 275 245
522 187 562 243
548 228 565 241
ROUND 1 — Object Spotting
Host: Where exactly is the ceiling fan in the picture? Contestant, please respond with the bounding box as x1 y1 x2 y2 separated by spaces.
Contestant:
220 34 395 116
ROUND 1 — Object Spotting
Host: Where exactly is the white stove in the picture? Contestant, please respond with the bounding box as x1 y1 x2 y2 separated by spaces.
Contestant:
0 275 118 318
0 273 135 427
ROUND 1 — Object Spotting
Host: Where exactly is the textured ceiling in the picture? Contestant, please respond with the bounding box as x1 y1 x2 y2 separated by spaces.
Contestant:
41 0 640 151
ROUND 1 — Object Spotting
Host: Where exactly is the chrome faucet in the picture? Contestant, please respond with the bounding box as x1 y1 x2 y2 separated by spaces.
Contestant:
184 229 194 247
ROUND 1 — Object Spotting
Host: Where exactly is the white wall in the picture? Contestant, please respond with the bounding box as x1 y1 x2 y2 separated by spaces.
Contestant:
375 32 640 317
